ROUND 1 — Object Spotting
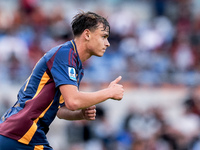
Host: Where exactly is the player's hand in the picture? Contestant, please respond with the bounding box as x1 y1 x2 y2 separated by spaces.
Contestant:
81 105 96 120
108 76 124 100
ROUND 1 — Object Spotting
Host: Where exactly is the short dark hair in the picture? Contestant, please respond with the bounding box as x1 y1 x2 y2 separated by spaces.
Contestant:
71 11 110 37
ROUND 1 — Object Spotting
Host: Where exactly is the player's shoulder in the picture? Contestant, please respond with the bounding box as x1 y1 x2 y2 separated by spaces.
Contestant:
45 41 72 58
56 40 76 53
51 41 72 53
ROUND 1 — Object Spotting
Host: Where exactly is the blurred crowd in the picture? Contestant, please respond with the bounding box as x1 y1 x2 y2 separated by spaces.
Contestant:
0 0 200 86
65 92 200 150
0 0 73 83
1 0 200 150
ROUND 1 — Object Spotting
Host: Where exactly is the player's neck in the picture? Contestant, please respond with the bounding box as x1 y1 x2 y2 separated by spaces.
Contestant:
74 38 92 62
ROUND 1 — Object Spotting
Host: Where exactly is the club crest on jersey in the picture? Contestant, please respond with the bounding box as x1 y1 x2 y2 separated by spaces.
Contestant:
68 67 77 81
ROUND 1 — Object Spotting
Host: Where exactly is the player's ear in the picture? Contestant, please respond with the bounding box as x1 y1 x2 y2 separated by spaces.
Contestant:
84 29 90 40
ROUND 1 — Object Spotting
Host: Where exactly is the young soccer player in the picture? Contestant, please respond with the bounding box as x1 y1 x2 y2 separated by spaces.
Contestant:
0 11 124 150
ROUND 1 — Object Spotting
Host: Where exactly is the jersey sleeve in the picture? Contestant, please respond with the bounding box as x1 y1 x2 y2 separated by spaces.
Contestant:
50 46 78 88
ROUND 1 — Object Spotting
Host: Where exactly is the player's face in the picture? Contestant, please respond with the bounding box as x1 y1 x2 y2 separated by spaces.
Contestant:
87 23 110 57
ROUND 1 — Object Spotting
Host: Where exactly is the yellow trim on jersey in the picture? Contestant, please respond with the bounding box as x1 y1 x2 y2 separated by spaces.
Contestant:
34 145 44 150
24 75 32 91
32 72 50 99
58 95 64 109
59 95 64 104
18 100 54 144
34 100 54 123
18 121 37 144
71 40 77 53
19 72 52 144
24 57 43 91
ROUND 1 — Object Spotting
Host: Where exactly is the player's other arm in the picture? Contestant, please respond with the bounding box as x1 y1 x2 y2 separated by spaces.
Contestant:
59 76 124 111
57 105 96 121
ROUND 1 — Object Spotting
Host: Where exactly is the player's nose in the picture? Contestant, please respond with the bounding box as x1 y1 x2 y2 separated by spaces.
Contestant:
105 39 110 47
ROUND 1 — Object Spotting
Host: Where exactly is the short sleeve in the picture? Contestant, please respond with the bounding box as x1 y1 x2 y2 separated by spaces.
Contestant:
50 46 78 88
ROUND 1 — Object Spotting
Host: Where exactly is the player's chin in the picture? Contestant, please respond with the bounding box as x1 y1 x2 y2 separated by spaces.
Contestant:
96 52 105 57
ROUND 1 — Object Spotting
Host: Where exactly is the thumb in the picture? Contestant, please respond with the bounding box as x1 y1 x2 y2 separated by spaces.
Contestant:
112 76 122 84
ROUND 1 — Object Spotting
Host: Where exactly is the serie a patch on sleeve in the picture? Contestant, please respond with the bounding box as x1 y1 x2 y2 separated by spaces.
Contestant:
68 67 77 81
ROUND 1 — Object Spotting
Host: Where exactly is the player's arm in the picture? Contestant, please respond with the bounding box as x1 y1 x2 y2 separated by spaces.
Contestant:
57 105 96 120
59 76 124 111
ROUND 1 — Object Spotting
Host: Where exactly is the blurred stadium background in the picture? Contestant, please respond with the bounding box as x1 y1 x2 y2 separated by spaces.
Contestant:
1 0 200 149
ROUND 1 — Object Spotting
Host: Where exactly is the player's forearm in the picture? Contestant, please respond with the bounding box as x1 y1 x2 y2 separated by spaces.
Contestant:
74 88 112 109
60 77 124 111
64 88 112 111
57 106 83 120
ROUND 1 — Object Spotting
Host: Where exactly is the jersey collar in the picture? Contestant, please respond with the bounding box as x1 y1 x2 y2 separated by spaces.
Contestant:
71 40 77 53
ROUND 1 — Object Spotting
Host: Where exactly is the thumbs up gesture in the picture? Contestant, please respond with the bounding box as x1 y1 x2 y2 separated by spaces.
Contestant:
108 76 124 101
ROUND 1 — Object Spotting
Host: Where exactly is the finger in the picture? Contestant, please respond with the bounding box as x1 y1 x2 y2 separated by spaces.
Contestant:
88 117 95 120
85 113 96 120
86 113 96 117
86 109 96 114
112 76 122 84
87 105 96 110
